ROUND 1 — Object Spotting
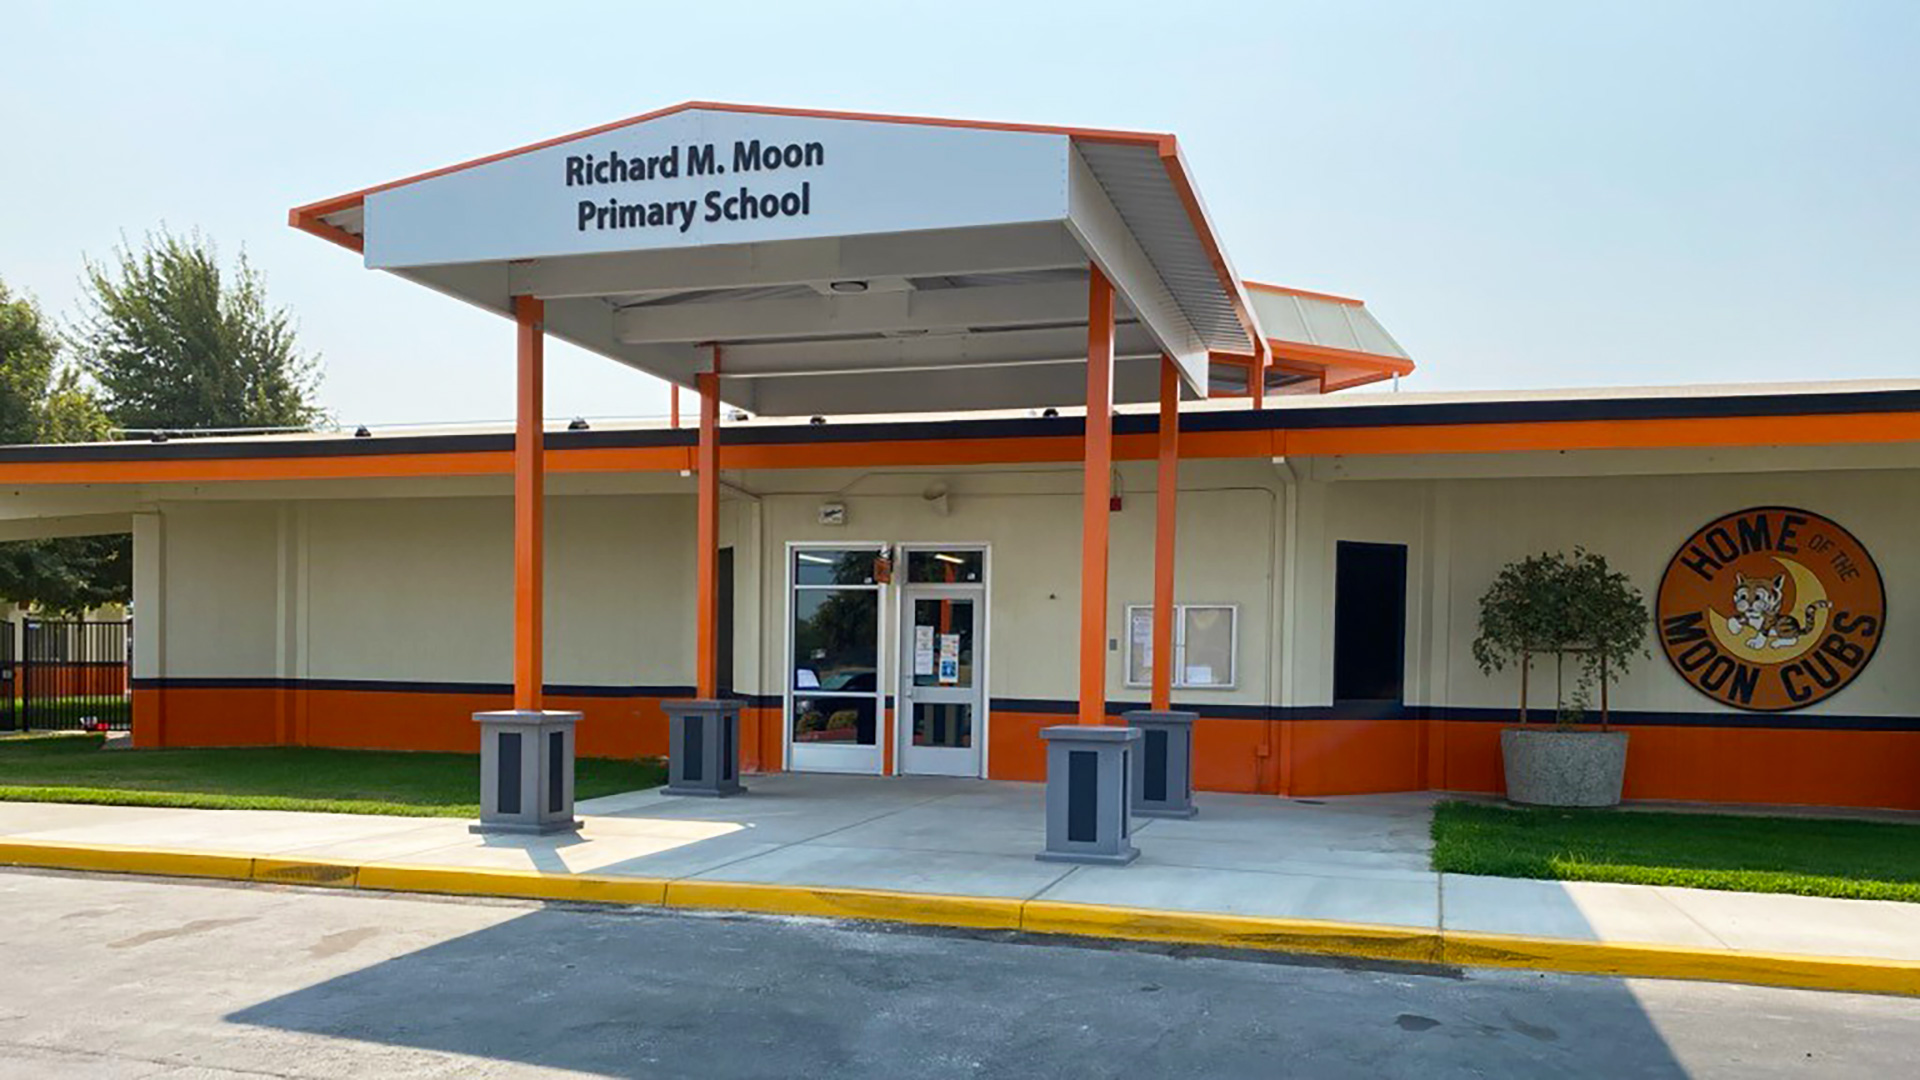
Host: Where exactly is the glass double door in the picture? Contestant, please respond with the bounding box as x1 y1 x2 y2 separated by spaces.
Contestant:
898 587 983 777
786 545 986 777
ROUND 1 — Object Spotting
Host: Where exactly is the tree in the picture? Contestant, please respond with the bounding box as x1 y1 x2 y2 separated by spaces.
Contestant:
1472 548 1650 729
0 279 59 444
70 229 324 432
0 277 126 615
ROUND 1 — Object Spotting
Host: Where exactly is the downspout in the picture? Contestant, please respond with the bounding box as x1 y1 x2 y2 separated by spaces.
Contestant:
1271 454 1300 796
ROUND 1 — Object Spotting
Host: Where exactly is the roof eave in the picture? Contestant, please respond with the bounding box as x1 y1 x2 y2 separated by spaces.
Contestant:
284 102 1262 351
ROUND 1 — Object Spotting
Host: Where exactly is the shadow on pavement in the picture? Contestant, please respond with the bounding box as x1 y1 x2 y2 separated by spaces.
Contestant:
226 902 1698 1079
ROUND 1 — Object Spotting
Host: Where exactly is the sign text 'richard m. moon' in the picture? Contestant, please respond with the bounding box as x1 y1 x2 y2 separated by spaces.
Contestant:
565 138 824 235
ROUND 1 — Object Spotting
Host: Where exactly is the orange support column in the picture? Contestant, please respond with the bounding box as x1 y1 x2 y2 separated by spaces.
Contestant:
1150 355 1180 712
512 295 545 711
1078 266 1115 725
695 353 721 699
660 348 743 797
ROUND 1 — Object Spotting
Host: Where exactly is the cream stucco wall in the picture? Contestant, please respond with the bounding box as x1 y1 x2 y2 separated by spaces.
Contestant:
1427 468 1918 718
129 451 1919 726
155 501 281 678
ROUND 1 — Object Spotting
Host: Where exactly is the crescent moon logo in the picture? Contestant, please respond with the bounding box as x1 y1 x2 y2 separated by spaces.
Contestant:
1657 507 1885 713
1706 556 1828 664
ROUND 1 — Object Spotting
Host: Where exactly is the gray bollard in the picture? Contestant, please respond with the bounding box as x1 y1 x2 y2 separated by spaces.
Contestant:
1036 725 1141 865
1125 709 1198 819
472 710 582 835
663 699 747 797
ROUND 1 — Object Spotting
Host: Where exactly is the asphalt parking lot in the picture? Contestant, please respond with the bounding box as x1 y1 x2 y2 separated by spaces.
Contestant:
1 868 1914 1079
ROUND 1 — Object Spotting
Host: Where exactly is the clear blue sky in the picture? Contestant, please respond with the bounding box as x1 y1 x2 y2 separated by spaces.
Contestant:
4 1 1915 425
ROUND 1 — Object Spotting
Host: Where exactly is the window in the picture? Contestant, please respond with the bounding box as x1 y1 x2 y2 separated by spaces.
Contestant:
791 547 884 747
1125 604 1237 689
906 549 983 583
1334 541 1407 703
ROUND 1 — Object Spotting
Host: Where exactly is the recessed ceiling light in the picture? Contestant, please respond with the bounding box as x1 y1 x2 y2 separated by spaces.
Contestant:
828 280 869 293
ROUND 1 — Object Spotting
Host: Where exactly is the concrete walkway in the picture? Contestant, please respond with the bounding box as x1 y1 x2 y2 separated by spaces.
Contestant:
3 775 1918 975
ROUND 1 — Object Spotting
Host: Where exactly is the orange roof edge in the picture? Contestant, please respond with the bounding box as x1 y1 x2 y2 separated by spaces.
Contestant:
285 101 1261 352
1270 339 1414 375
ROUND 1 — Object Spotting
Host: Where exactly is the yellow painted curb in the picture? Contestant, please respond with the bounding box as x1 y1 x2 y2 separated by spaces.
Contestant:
253 857 361 888
357 863 668 906
1444 929 1920 997
0 838 256 881
1020 900 1445 964
3 837 1917 997
665 879 1025 931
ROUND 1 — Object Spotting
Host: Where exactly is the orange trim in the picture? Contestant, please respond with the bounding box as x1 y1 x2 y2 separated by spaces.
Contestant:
1151 357 1180 711
1321 370 1398 393
695 361 720 699
1251 337 1269 409
1269 338 1414 375
669 384 681 430
1079 267 1115 726
513 296 545 712
1243 280 1365 307
1279 412 1920 456
6 411 1918 491
128 687 1920 812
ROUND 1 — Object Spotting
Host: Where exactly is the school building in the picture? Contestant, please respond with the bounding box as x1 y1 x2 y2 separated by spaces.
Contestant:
2 103 1914 813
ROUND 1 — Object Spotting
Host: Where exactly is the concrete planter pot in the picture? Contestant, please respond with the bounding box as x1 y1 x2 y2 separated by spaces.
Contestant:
1500 728 1629 808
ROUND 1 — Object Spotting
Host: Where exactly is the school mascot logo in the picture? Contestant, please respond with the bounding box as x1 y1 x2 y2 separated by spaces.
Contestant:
1657 507 1884 711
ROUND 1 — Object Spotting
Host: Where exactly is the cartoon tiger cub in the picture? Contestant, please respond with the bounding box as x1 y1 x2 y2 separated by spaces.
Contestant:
1727 572 1831 650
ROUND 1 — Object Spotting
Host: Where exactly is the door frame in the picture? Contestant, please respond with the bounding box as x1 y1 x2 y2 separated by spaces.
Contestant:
783 540 890 776
893 542 991 778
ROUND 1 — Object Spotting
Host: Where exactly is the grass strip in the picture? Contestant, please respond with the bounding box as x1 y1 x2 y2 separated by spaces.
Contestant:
0 734 663 817
1432 800 1920 903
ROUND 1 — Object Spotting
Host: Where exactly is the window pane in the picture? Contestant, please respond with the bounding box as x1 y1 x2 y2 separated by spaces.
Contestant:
910 598 975 688
792 694 878 745
1207 360 1250 396
907 550 983 584
912 702 972 748
1182 606 1235 687
1126 607 1153 686
794 549 879 586
792 590 877 691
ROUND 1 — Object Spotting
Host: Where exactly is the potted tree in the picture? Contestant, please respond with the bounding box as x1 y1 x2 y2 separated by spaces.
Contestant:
1472 549 1649 807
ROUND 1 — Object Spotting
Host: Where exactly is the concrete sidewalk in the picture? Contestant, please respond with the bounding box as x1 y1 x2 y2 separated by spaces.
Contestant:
3 775 1918 994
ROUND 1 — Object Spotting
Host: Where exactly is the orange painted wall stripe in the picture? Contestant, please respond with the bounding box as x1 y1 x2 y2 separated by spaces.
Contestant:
131 687 1920 812
1279 411 1920 457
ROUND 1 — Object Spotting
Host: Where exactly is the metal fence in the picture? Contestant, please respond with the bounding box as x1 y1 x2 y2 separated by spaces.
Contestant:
19 619 132 732
0 621 14 731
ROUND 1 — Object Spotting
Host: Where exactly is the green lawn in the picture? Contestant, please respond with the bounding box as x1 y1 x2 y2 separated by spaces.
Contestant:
0 734 664 817
1432 800 1920 903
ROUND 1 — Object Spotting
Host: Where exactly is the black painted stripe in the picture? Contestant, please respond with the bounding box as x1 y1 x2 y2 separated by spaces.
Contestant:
6 387 1915 464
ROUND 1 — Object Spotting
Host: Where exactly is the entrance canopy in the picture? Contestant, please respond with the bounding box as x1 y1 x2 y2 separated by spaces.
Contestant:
291 102 1261 416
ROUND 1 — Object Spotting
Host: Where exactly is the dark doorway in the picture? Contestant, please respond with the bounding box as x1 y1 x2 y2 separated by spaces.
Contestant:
716 546 735 698
1333 541 1407 706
